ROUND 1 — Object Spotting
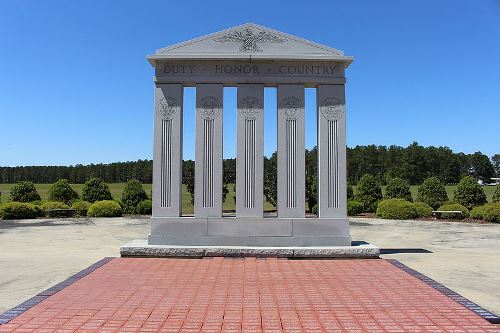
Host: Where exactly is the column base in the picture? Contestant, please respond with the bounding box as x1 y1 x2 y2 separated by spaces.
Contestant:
148 216 351 247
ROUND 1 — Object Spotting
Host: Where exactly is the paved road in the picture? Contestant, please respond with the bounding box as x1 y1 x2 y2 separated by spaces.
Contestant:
0 217 499 315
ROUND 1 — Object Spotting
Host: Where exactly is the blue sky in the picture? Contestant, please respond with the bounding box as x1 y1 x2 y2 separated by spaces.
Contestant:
0 0 499 166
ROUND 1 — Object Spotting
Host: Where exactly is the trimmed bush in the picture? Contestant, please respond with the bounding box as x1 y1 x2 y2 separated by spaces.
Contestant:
0 202 38 220
453 176 487 210
482 203 500 223
347 186 354 201
81 178 112 203
437 203 469 219
493 185 500 203
347 200 363 216
40 201 70 211
9 181 41 203
87 200 122 217
376 199 416 220
121 179 149 214
412 201 433 218
354 174 383 212
470 205 485 220
385 177 413 202
416 177 449 209
72 201 91 216
136 199 152 215
48 179 79 204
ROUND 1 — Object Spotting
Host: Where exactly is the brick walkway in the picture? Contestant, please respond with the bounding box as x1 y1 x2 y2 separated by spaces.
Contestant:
0 258 498 333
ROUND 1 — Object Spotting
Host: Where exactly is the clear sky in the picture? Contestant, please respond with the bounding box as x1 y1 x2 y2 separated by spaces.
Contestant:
1 0 499 166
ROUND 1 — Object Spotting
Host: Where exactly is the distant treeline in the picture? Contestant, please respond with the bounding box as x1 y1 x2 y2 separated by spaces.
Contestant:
0 142 498 185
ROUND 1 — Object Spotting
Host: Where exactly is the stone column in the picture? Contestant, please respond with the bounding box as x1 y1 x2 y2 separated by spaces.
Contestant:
152 84 183 217
195 84 223 218
317 84 347 218
236 84 264 217
277 85 305 218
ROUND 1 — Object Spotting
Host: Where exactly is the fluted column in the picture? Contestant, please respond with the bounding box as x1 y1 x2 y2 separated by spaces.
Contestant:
152 84 183 217
277 85 305 218
236 84 264 217
317 84 347 218
194 84 223 218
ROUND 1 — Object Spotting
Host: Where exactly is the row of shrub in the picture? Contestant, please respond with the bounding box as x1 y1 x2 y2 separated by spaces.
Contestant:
0 178 153 220
347 174 500 215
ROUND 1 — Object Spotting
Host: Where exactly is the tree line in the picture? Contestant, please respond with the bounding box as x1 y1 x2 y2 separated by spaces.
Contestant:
1 143 498 186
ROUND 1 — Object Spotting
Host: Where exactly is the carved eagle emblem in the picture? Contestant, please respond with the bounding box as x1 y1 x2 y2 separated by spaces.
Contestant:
214 28 286 52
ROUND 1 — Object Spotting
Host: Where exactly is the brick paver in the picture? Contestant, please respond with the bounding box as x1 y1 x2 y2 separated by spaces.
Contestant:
0 258 498 332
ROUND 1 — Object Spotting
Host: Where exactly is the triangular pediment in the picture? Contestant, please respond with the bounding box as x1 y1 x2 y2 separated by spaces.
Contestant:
148 23 353 65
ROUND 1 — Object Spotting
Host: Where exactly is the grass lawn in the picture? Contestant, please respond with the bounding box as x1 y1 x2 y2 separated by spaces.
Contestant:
0 183 497 214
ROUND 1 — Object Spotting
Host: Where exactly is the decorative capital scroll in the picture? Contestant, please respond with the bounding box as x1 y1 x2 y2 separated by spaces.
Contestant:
156 96 178 120
238 96 263 120
199 96 221 120
213 28 286 52
320 97 344 121
279 96 303 120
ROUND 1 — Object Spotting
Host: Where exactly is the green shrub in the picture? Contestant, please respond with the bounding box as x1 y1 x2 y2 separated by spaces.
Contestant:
385 177 413 202
9 181 41 203
87 200 122 217
32 205 45 218
81 178 112 203
453 176 487 210
354 174 383 212
136 199 152 215
416 177 449 209
40 201 70 211
347 200 363 216
0 202 38 220
437 203 469 219
72 201 92 216
376 199 416 220
311 204 318 215
121 179 149 214
48 179 79 204
347 186 354 201
482 203 500 223
493 185 500 203
470 205 485 220
412 202 433 218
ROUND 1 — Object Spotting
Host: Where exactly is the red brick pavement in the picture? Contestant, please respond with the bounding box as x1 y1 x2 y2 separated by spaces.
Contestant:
0 258 498 333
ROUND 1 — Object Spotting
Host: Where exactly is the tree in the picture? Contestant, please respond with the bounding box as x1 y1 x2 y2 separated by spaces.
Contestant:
263 153 277 209
81 177 112 203
121 179 148 214
491 154 500 177
416 177 448 209
9 181 41 202
469 152 495 182
453 176 487 210
305 148 318 212
182 160 195 205
354 174 383 212
48 179 79 204
385 177 413 202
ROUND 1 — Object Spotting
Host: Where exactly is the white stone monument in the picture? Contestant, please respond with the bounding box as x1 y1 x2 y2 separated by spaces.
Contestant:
145 23 355 248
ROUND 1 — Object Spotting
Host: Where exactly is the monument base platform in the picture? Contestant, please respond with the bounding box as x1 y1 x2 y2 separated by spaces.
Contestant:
120 239 380 258
148 216 351 246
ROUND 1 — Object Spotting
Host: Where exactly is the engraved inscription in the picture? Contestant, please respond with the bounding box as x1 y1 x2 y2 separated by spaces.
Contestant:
238 96 263 120
214 28 286 52
279 96 303 120
320 97 344 121
199 96 221 120
156 96 178 120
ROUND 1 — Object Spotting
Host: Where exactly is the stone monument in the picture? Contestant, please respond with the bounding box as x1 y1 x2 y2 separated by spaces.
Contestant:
123 23 376 256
